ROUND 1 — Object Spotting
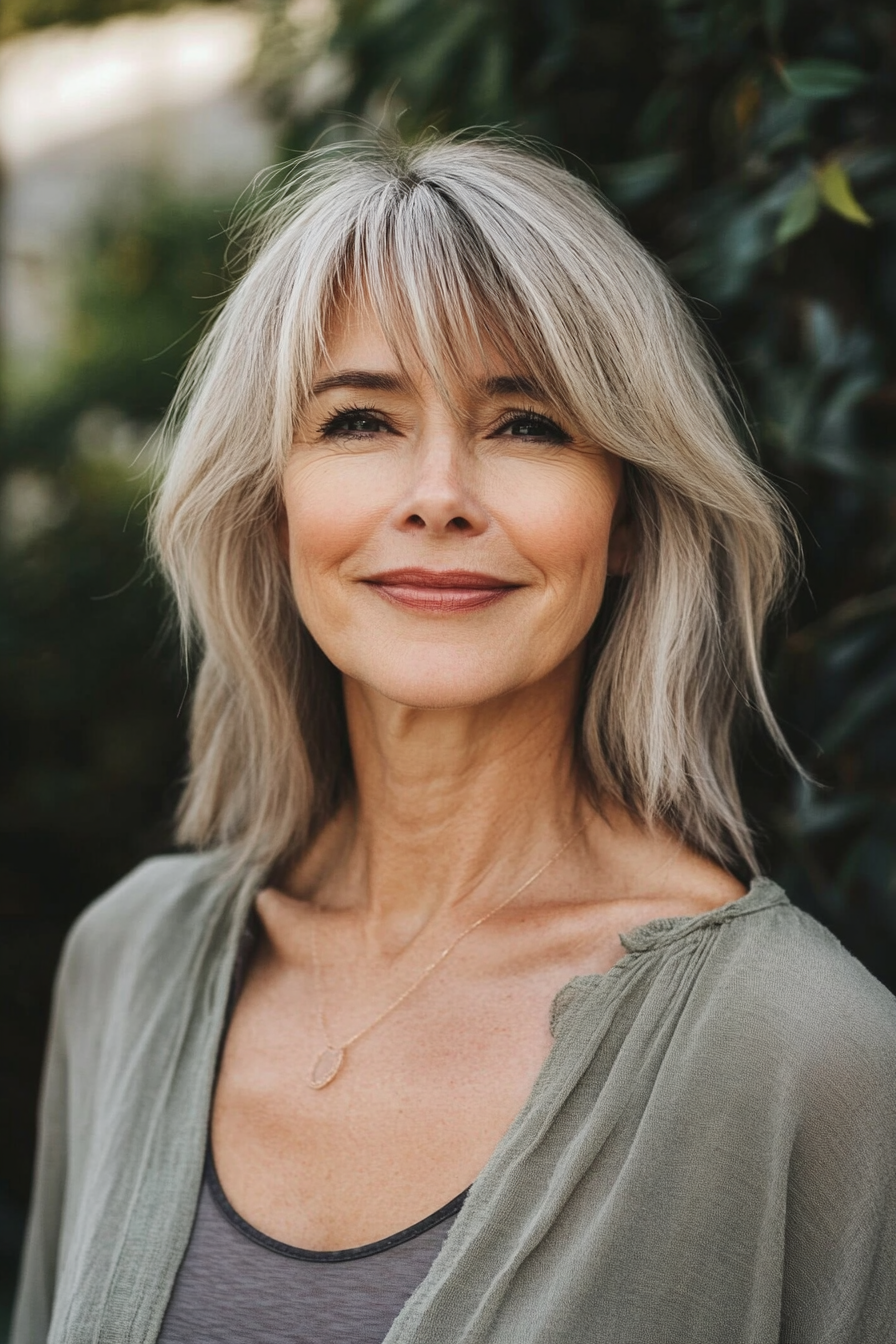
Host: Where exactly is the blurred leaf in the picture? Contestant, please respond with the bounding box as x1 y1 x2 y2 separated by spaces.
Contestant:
734 78 761 130
762 0 787 40
789 588 896 651
806 301 843 368
366 0 421 23
790 785 876 837
601 153 680 206
406 2 482 91
1 0 231 39
836 833 896 937
775 177 820 244
847 147 896 183
470 32 509 113
635 85 681 149
816 160 873 226
820 668 896 752
778 59 869 100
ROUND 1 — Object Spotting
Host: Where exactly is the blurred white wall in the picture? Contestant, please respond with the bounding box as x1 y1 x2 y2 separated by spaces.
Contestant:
1 5 274 364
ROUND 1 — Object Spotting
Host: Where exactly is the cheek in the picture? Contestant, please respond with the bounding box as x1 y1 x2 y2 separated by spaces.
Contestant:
493 460 619 593
526 495 612 581
281 457 389 587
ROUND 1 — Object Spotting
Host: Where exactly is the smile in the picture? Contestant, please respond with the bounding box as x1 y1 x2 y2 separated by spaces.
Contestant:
363 568 521 613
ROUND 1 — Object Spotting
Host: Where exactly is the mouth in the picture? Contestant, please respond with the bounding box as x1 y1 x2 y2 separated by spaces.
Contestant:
362 568 522 613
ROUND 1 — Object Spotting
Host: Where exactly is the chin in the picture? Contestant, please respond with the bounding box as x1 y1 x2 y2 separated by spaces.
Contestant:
350 654 530 712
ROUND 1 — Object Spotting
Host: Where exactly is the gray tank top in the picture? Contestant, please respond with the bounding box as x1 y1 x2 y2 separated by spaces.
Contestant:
158 1154 465 1344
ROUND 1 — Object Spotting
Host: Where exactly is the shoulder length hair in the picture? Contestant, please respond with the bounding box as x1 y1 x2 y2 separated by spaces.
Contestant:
152 131 797 876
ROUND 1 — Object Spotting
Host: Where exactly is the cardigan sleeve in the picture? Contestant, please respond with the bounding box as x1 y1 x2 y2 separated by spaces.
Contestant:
10 936 74 1344
9 853 240 1344
779 956 896 1344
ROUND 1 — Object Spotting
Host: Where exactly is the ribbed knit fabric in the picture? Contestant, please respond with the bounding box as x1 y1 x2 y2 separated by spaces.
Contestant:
157 1154 464 1344
11 854 896 1344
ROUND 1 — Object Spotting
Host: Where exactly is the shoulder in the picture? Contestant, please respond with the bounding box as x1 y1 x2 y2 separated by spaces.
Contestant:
64 851 226 956
725 887 895 1029
698 885 896 1108
56 851 243 1021
623 879 896 1102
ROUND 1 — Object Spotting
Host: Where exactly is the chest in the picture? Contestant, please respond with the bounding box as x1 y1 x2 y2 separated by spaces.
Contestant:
209 890 727 1253
211 954 571 1250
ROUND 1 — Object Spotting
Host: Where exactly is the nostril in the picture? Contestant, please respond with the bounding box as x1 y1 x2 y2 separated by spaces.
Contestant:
403 513 473 531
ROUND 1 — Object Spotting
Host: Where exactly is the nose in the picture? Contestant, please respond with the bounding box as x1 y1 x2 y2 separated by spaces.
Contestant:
392 430 489 536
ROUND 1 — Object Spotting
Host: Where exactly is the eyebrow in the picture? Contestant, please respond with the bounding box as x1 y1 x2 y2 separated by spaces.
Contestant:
482 375 548 400
311 369 550 401
310 371 409 396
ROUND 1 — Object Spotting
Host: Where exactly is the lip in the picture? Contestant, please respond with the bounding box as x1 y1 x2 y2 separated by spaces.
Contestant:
362 568 521 613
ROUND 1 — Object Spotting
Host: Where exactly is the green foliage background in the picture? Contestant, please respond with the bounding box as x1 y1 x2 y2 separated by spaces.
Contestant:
0 0 231 42
2 0 895 1319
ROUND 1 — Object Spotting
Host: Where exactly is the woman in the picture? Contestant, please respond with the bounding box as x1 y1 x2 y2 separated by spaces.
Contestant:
12 133 896 1344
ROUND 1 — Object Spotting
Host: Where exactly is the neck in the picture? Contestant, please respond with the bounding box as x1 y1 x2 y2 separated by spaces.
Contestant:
292 656 593 942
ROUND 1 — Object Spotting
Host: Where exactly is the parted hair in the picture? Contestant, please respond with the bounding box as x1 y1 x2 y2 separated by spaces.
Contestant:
152 130 796 876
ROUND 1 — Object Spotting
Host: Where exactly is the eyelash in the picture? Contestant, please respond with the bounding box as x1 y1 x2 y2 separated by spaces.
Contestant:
316 403 389 439
491 407 572 445
316 404 572 444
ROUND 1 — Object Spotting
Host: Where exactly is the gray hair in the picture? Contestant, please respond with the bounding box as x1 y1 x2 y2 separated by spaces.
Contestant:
152 131 797 875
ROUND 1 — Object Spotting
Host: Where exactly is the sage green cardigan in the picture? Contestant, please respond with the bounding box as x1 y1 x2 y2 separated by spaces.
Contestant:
11 854 896 1344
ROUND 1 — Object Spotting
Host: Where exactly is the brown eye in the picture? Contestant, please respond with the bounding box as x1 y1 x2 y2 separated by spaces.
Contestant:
320 408 393 438
494 414 571 444
511 419 547 437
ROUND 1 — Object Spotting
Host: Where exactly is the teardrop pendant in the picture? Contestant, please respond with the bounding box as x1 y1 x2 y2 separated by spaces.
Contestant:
309 1045 345 1089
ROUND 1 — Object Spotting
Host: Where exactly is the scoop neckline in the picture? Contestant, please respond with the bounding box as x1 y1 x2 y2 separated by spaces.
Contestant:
205 1150 468 1263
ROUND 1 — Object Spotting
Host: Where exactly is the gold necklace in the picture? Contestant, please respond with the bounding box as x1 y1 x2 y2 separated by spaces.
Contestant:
307 819 589 1088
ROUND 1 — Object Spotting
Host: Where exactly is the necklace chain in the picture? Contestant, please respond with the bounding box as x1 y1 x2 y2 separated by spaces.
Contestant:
307 819 589 1088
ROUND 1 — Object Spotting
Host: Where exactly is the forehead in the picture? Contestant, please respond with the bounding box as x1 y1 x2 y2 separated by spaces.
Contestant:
313 292 549 404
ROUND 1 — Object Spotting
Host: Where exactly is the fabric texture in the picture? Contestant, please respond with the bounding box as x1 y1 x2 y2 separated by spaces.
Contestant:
11 853 896 1344
157 1156 462 1344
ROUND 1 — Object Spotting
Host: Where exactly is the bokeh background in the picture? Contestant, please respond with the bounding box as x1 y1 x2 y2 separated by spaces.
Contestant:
2 0 895 1330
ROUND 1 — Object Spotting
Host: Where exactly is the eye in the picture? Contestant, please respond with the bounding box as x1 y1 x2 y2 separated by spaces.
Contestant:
490 411 571 445
318 407 394 439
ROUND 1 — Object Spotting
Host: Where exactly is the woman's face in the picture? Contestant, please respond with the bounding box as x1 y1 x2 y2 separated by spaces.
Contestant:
281 301 632 710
